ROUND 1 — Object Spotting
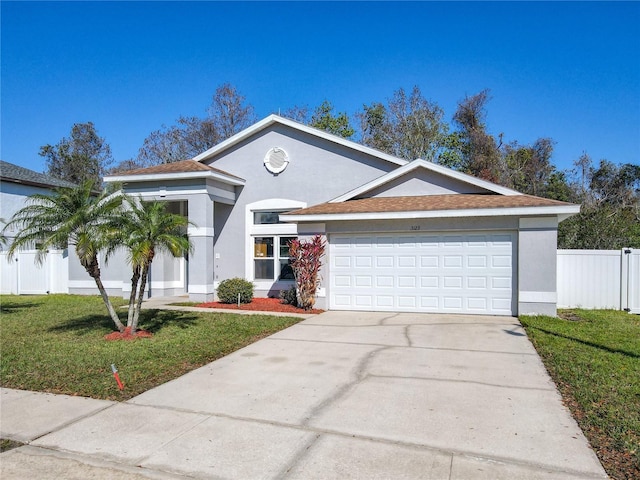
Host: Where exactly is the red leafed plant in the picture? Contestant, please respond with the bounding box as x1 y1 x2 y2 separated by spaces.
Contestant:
288 234 326 310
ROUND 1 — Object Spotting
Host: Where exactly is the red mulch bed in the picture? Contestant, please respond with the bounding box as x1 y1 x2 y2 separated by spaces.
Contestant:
104 327 153 341
197 297 323 314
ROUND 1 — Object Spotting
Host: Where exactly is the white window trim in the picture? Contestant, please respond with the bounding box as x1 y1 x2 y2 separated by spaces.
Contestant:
245 199 306 290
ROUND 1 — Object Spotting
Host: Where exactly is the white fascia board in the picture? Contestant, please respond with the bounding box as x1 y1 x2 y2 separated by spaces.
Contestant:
104 170 245 186
329 158 520 203
282 204 581 223
192 114 407 167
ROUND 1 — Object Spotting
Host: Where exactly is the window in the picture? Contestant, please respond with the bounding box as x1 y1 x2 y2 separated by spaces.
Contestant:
279 236 296 280
253 236 297 281
253 211 287 225
246 199 305 285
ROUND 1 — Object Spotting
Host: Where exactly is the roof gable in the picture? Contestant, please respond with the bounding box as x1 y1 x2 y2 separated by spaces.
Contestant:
192 114 408 168
330 159 521 203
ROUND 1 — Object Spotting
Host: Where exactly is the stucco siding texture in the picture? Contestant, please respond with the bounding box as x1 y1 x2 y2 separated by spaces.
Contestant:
362 168 489 197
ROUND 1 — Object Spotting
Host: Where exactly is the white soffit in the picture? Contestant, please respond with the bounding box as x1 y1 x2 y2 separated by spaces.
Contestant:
329 159 521 203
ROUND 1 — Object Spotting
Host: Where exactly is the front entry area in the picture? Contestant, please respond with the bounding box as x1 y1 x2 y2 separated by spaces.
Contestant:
329 231 517 315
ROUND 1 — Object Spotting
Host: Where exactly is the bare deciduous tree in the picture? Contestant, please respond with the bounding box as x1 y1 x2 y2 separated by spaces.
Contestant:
136 83 255 166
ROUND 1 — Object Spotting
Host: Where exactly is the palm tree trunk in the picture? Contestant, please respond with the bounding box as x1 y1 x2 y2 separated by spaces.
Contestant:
94 274 126 332
127 265 140 327
131 263 149 335
84 255 125 332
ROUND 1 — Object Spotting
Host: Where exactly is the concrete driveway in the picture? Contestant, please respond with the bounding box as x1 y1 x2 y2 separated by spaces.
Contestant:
2 311 607 479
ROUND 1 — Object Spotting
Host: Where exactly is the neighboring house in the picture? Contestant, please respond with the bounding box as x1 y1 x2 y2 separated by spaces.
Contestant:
0 160 75 294
0 160 76 246
103 115 580 316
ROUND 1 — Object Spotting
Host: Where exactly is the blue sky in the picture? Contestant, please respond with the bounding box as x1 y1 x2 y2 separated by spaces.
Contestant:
2 1 639 175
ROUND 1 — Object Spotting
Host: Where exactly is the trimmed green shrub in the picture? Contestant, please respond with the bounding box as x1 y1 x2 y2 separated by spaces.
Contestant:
279 286 298 307
217 277 254 304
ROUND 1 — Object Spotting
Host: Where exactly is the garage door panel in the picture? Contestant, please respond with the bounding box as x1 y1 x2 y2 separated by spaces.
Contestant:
333 294 351 306
420 296 439 308
421 276 438 288
376 296 394 307
443 277 462 288
421 256 438 268
355 276 372 287
334 275 351 287
492 298 513 312
443 256 463 268
398 256 416 268
467 298 488 310
355 256 372 268
398 296 417 308
334 256 351 267
355 295 373 307
467 277 487 289
492 277 511 289
376 256 394 268
491 255 512 268
330 231 515 315
467 255 487 267
443 297 463 309
397 276 416 288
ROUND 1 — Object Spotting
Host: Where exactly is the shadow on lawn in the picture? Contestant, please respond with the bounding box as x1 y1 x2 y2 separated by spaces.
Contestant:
47 309 198 335
528 325 640 359
0 300 43 314
138 309 199 332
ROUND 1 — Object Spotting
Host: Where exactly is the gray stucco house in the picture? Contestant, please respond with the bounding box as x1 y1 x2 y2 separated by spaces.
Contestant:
102 115 579 316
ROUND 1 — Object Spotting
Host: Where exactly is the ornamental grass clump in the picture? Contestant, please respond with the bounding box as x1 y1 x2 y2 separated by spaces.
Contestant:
289 235 326 310
217 277 254 304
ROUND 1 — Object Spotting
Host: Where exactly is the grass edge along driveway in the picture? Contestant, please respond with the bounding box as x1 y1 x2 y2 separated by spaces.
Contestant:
0 294 300 401
520 309 639 480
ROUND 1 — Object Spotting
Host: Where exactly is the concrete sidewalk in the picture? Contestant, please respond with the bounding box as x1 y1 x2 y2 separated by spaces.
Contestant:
1 311 608 479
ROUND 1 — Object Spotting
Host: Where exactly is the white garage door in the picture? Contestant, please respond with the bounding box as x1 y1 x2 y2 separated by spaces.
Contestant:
329 232 516 315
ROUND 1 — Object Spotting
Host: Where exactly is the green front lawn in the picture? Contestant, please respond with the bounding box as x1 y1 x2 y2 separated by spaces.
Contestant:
0 295 299 401
520 310 640 480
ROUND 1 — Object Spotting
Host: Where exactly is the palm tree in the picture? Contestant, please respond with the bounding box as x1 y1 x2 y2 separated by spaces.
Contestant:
4 181 127 332
0 218 7 248
118 198 192 334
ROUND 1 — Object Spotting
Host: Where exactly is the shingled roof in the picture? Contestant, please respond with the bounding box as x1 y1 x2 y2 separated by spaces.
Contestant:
0 160 76 189
284 194 575 216
106 159 245 182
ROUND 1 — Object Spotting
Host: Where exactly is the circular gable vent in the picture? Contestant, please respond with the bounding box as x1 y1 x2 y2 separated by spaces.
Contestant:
264 147 289 174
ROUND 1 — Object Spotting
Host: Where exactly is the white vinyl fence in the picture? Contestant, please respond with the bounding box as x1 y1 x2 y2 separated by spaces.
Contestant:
0 250 69 295
557 249 640 313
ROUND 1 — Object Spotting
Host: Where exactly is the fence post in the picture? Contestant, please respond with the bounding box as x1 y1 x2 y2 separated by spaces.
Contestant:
621 248 630 312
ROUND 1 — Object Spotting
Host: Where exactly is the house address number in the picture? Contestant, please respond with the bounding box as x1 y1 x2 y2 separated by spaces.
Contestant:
410 225 421 231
